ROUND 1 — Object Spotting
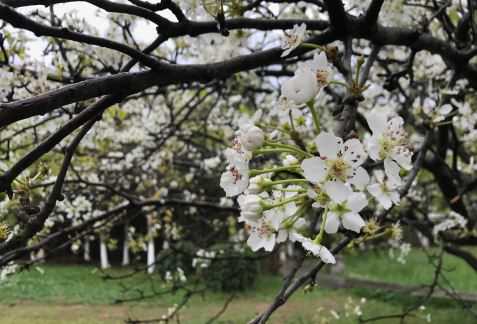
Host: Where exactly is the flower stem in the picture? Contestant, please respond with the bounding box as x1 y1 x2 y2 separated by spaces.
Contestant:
263 193 307 210
264 179 308 188
249 165 300 177
263 141 312 158
301 43 325 51
306 100 320 134
328 80 349 88
314 206 329 244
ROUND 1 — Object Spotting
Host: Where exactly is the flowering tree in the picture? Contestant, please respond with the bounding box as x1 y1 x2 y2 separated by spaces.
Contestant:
0 0 476 322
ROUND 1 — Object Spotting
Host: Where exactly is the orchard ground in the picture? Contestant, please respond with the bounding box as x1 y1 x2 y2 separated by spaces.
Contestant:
0 249 476 324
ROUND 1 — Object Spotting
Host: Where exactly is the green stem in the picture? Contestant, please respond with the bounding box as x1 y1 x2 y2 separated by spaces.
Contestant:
314 206 329 244
253 148 299 156
264 193 307 210
306 100 321 134
328 80 349 88
264 179 308 188
263 141 312 158
301 43 325 51
249 165 300 177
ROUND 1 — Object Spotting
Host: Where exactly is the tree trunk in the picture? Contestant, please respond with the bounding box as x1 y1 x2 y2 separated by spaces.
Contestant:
100 238 110 269
83 239 91 262
122 222 130 266
147 215 155 274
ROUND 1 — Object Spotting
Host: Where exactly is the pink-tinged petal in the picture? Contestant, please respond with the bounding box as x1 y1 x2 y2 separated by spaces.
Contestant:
220 171 248 197
384 157 402 185
324 212 340 234
342 213 365 233
315 132 341 159
343 138 367 167
324 181 351 203
301 157 327 184
349 167 370 190
366 110 388 136
347 192 368 212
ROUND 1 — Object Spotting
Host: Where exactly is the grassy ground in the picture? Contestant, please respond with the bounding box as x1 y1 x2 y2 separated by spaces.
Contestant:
0 248 475 323
344 247 477 293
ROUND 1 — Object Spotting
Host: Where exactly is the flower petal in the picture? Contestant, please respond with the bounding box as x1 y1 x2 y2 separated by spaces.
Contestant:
324 181 351 203
342 212 365 233
348 167 370 190
390 147 413 170
318 245 336 264
343 138 367 167
438 104 452 116
366 110 388 136
367 183 392 210
301 157 327 184
384 157 402 185
347 192 368 212
324 212 340 234
281 69 319 105
316 132 341 159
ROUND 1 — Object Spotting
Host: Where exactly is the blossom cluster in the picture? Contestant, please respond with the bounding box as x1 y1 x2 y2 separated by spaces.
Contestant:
219 25 414 264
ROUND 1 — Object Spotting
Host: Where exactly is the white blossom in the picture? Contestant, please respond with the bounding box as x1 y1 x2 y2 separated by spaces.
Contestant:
237 194 263 224
301 132 369 192
220 148 250 196
281 23 306 57
294 233 336 264
366 110 413 185
367 170 400 210
324 182 367 234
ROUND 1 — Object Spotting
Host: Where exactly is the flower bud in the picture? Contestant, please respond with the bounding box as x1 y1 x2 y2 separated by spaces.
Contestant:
240 126 265 151
283 154 299 166
247 175 268 194
238 194 263 223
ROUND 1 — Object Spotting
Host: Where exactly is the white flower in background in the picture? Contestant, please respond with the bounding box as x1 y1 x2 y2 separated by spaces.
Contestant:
366 110 413 185
237 194 263 224
239 125 265 151
432 211 467 237
220 148 249 196
281 23 307 57
0 262 18 281
367 170 400 210
203 156 221 170
324 182 367 234
294 233 336 264
281 67 319 105
421 98 453 123
301 132 369 191
192 249 216 269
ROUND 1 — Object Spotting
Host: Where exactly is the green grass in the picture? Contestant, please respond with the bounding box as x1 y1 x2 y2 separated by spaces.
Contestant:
344 247 477 293
0 248 476 323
